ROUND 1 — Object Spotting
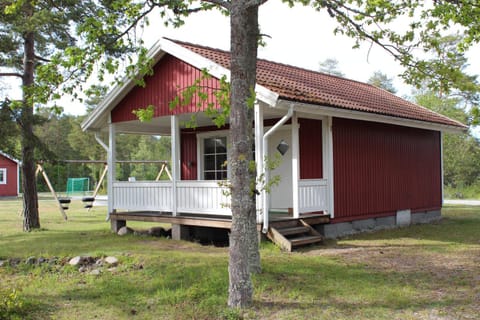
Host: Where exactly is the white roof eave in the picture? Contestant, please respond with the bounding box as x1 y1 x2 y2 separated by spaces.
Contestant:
276 99 467 134
81 38 279 132
0 150 21 165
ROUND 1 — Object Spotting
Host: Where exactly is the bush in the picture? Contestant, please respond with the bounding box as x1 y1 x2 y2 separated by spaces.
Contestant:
0 288 24 320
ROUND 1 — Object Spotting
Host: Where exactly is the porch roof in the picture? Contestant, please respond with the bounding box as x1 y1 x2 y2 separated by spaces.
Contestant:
82 37 466 133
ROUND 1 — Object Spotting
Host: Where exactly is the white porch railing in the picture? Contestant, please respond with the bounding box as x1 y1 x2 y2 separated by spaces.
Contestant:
113 181 173 211
298 179 328 213
112 180 231 215
113 179 328 216
176 181 231 215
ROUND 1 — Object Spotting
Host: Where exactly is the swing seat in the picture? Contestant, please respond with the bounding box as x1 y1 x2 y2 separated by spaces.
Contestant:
82 196 95 202
58 198 71 204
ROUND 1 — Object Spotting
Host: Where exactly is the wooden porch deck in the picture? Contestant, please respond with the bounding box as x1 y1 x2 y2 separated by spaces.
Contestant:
110 211 330 251
110 210 330 229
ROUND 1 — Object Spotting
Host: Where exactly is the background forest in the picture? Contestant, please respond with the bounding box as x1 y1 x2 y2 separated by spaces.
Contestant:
0 104 172 195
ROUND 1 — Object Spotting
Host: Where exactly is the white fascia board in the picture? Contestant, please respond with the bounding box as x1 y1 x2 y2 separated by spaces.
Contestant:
276 99 467 134
160 38 279 106
82 38 279 132
0 150 21 165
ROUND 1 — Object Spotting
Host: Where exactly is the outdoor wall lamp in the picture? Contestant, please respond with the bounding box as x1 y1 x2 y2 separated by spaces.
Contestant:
277 140 289 156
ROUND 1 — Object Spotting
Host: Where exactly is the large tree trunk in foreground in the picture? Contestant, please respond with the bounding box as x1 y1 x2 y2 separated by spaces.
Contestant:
228 1 260 308
21 25 40 231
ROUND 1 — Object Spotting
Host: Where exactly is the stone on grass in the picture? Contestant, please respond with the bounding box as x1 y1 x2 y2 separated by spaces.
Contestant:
9 258 21 266
117 226 134 236
38 257 48 264
0 260 6 267
25 256 36 265
104 256 118 266
69 256 94 266
88 269 101 276
69 256 83 266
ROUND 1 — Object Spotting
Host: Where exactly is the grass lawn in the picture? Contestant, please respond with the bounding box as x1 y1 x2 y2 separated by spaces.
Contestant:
1 198 479 319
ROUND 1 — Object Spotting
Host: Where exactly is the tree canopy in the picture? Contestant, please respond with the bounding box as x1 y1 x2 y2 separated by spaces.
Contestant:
368 71 397 94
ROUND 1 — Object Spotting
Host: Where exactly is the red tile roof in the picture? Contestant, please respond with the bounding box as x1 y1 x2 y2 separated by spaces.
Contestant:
174 39 465 129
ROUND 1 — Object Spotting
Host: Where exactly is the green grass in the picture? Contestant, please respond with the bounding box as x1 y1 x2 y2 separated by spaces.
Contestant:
1 198 479 319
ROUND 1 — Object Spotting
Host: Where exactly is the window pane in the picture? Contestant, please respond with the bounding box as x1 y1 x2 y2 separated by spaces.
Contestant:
204 155 215 171
215 137 227 153
216 171 228 180
204 138 216 154
216 154 227 170
204 172 216 180
0 170 4 183
203 136 228 180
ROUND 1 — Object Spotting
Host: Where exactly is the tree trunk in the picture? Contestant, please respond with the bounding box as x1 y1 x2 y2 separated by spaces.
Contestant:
228 1 260 308
21 13 40 231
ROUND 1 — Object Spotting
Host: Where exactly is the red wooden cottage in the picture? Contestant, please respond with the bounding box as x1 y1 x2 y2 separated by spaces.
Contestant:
82 38 465 249
0 151 21 198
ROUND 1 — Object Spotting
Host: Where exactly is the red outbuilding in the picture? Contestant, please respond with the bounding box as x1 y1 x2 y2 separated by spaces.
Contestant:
82 38 466 250
0 151 21 198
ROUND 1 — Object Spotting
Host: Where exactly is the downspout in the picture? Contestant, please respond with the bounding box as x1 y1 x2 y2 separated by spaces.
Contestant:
262 105 294 233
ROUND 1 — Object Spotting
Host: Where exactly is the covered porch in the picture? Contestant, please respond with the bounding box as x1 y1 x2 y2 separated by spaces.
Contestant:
105 103 334 240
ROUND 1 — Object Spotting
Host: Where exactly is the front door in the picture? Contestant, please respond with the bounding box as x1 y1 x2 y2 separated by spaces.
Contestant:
268 127 292 211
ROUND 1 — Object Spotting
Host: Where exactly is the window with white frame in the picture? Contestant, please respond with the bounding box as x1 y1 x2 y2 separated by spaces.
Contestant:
198 133 228 180
0 168 6 184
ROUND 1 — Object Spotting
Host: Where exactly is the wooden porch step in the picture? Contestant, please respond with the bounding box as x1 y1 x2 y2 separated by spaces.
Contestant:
266 219 325 252
277 226 310 236
290 235 324 247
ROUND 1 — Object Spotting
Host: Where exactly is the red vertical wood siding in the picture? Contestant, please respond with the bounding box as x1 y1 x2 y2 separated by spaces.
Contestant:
111 55 221 123
333 118 442 221
181 131 197 180
299 118 323 179
0 155 18 197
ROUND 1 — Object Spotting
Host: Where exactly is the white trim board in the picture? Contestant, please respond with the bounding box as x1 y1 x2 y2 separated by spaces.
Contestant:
276 100 466 134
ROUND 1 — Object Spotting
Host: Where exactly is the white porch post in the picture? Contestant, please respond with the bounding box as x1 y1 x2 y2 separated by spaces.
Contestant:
323 116 335 217
107 119 116 218
254 103 264 223
291 111 300 218
171 115 180 216
440 131 444 205
262 106 294 233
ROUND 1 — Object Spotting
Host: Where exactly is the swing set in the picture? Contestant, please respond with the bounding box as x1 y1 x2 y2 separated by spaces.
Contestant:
35 160 171 219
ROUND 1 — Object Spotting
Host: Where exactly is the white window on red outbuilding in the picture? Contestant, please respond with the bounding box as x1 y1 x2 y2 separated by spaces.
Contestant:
0 168 6 184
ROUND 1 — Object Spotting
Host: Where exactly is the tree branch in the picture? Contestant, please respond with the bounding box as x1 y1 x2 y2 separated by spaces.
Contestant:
244 0 268 8
35 55 51 63
0 72 23 79
202 0 231 10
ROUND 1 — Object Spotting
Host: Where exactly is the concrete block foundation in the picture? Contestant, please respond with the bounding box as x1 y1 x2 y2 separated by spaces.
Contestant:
317 209 442 239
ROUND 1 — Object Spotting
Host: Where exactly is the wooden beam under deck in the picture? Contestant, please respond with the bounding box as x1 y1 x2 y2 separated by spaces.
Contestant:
110 211 330 230
110 211 233 229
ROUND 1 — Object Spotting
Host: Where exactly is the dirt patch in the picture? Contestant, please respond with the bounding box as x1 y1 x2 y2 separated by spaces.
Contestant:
308 244 480 275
